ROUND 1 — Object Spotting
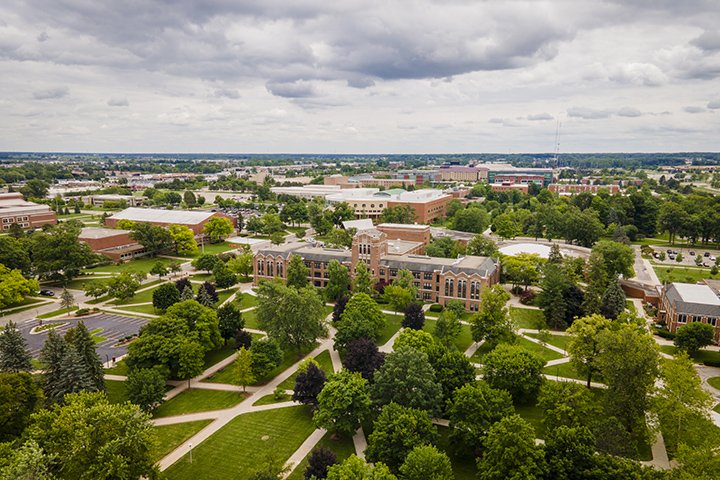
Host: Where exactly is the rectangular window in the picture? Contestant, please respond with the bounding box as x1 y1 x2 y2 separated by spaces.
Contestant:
677 314 687 323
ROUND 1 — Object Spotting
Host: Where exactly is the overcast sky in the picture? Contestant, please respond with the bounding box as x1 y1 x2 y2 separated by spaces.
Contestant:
1 1 719 154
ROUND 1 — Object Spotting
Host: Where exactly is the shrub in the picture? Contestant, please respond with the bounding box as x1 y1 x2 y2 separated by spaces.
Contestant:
428 304 444 313
75 308 91 316
519 290 536 305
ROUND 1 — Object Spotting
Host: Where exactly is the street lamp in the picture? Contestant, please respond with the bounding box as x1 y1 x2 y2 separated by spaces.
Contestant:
188 443 193 464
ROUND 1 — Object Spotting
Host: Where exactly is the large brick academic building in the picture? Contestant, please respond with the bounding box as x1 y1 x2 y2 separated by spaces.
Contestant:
253 223 500 311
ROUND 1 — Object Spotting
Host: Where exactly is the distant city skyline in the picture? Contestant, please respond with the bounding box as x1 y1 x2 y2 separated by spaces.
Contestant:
1 1 719 153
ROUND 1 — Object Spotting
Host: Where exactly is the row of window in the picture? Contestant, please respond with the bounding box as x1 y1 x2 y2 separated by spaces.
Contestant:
677 314 718 326
1 216 29 223
444 279 481 299
257 260 284 277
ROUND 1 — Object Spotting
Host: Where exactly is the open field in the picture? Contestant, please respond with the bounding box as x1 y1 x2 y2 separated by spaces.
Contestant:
510 307 547 330
153 389 248 419
151 420 213 462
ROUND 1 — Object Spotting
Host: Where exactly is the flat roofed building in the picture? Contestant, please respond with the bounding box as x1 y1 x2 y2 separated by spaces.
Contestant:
548 184 621 194
82 194 145 207
659 282 720 342
105 207 236 235
254 228 499 311
0 192 57 230
79 227 146 261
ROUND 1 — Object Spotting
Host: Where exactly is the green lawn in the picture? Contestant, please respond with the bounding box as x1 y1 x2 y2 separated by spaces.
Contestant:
376 313 403 346
653 265 718 284
163 406 315 480
86 257 174 275
252 393 292 406
207 343 319 386
115 304 158 315
524 332 570 353
510 307 547 330
515 336 564 363
216 288 238 306
278 350 335 390
707 377 720 391
180 241 235 258
286 430 356 480
89 328 108 343
110 282 170 305
235 294 258 310
105 360 129 376
243 309 259 330
0 296 47 311
153 389 248 418
105 379 129 404
65 276 114 290
422 319 474 352
203 341 238 370
470 341 497 364
0 300 53 315
659 345 720 364
37 306 79 319
514 402 546 439
714 403 720 414
190 273 214 282
150 420 213 462
542 361 592 382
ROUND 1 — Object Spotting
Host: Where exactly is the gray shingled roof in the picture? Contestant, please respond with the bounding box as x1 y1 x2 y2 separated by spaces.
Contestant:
665 283 720 317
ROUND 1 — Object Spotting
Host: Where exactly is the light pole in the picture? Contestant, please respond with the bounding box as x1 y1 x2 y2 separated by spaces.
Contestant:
188 443 193 464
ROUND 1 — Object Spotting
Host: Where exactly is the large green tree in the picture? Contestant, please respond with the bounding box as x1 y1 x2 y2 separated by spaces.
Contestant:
476 415 546 480
127 368 167 412
0 264 39 309
591 240 635 278
0 236 31 274
313 370 372 437
286 254 309 289
65 322 105 391
0 321 32 373
152 282 181 311
398 445 454 480
353 261 374 295
203 216 234 243
325 260 351 301
674 322 715 355
566 314 611 388
23 391 158 480
335 293 385 349
0 372 42 441
470 285 512 345
129 223 173 256
482 344 545 404
466 235 499 257
256 280 326 356
371 346 443 414
326 455 397 480
365 402 437 473
168 224 198 256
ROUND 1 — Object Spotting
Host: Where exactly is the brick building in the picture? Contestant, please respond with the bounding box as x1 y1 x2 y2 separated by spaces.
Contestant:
106 207 236 236
254 228 499 310
548 184 621 194
78 227 146 261
658 282 720 342
0 192 57 231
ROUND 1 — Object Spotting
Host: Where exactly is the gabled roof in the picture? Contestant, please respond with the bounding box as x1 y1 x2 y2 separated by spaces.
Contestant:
665 282 720 317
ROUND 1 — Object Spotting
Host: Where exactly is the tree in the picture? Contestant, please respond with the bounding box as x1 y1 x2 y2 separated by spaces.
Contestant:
493 212 523 240
286 254 309 289
398 445 454 480
365 402 437 472
371 346 443 414
537 381 597 434
393 329 435 355
383 285 414 316
65 322 105 391
582 251 608 315
502 254 541 291
304 447 337 480
335 293 386 349
0 372 42 441
433 310 462 349
126 368 167 412
402 302 425 330
193 253 220 273
591 240 635 278
152 282 181 311
234 347 255 392
431 350 476 406
476 415 545 480
426 237 461 258
218 303 244 344
0 321 32 373
29 222 98 283
380 205 415 224
0 265 39 310
600 276 626 320
183 190 197 207
59 288 75 312
447 382 515 456
180 284 194 301
227 249 254 281
40 330 68 402
326 455 397 480
84 281 109 301
235 329 253 350
23 391 157 480
270 231 285 245
0 236 31 273
466 234 498 257
0 439 55 479
293 362 327 408
544 426 597 480
343 337 385 381
149 260 169 279
213 261 237 289
325 260 351 301
196 281 217 307
452 207 490 233
250 338 283 379
177 339 205 388
597 324 659 434
566 314 611 388
314 370 372 437
674 322 715 355
537 263 570 329
652 352 715 456
130 223 173 256
175 277 192 293
326 228 354 248
256 281 326 356
470 285 512 345
106 272 143 302
353 261 374 295
20 178 49 199
482 344 545 404
203 216 234 243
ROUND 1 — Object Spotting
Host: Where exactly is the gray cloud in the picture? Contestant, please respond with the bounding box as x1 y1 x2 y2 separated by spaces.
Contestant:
617 107 643 117
527 113 553 121
567 107 612 120
107 97 129 107
32 87 68 100
707 99 720 109
266 81 317 98
213 88 240 99
683 106 706 113
36 31 48 42
691 30 720 52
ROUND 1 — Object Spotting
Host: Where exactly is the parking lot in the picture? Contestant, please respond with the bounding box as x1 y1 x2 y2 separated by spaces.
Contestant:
649 247 719 268
19 313 149 363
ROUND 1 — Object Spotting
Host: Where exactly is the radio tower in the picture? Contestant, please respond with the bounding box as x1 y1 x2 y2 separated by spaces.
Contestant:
553 120 562 167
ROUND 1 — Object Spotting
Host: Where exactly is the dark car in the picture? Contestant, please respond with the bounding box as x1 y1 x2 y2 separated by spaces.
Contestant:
669 255 675 260
39 289 55 296
704 252 711 257
689 251 695 256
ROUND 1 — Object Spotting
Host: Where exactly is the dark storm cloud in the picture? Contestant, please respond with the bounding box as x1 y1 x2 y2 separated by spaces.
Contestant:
32 87 68 99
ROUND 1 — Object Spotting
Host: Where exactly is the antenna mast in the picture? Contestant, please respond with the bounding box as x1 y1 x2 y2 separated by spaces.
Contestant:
553 119 562 167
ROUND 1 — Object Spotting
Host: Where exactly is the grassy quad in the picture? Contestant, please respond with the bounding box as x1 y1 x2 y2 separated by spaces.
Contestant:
153 389 248 419
524 332 571 352
422 319 474 352
510 307 547 330
376 313 403 346
659 345 720 364
151 420 213 463
163 406 315 480
707 377 720 391
653 265 718 284
277 350 335 391
85 257 175 275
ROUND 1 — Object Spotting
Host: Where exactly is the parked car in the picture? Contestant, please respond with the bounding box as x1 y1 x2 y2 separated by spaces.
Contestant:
669 255 676 260
689 251 695 256
704 252 711 257
653 253 659 259
39 289 55 296
666 249 673 254
711 256 717 262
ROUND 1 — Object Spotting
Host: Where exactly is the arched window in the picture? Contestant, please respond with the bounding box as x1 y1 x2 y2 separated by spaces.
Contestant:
258 260 265 275
445 278 454 297
458 280 466 298
277 261 284 277
268 261 274 277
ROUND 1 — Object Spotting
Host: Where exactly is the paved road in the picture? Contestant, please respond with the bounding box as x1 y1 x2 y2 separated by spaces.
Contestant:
18 313 149 361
